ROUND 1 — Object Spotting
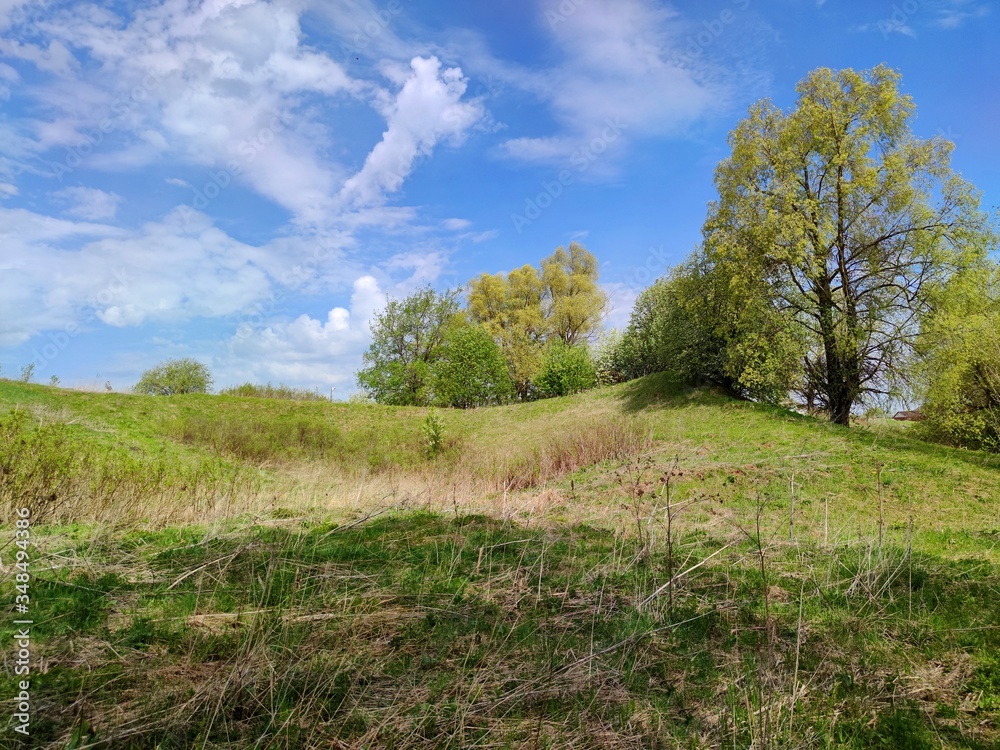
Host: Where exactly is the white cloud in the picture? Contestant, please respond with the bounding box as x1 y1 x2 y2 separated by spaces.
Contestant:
53 186 121 220
0 182 17 198
0 204 346 346
932 1 990 28
340 56 485 206
442 217 471 231
498 0 720 167
2 0 358 225
222 275 386 388
0 0 32 30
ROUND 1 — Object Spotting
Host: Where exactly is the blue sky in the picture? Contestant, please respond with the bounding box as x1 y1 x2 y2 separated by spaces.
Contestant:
1 0 996 394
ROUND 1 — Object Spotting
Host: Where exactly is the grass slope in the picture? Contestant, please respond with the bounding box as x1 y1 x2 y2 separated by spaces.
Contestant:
2 376 1000 748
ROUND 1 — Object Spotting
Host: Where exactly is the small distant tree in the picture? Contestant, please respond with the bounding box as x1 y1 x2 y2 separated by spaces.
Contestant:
534 341 597 398
134 358 213 396
19 363 35 383
467 265 547 399
468 242 607 398
431 324 514 408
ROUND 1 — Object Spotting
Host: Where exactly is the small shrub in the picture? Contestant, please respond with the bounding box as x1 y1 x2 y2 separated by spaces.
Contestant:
19 362 35 383
422 411 446 458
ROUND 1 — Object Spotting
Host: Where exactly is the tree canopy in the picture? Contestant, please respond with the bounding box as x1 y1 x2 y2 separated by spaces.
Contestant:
134 358 213 396
916 262 1000 450
467 242 606 397
699 64 988 424
357 288 461 406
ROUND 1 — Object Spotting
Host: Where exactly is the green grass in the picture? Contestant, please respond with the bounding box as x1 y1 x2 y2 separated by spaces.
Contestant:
3 375 1000 747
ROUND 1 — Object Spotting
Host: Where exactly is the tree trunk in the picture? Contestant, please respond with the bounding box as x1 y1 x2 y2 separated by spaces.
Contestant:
816 280 855 427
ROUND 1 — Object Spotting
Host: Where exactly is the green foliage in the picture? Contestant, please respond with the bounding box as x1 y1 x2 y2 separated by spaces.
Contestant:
591 330 630 386
703 64 990 424
357 287 461 406
431 324 513 408
468 264 549 399
541 242 607 345
619 255 801 402
916 263 1000 451
533 341 596 398
421 410 446 457
19 362 35 383
468 243 606 399
134 357 213 396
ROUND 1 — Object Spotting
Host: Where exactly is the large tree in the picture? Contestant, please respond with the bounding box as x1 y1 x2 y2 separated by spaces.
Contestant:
468 243 606 398
541 242 607 345
706 65 988 425
467 265 547 399
357 287 461 405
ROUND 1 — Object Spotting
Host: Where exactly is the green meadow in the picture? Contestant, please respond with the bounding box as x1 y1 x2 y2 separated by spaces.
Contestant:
3 376 1000 748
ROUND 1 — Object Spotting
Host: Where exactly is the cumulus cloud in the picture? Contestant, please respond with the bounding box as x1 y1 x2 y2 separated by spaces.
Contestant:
0 204 351 346
340 56 485 206
223 275 386 388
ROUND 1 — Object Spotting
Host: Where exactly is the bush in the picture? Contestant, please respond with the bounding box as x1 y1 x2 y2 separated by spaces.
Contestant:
915 266 1000 452
220 383 328 401
533 342 596 398
134 358 213 396
431 324 513 408
592 330 632 386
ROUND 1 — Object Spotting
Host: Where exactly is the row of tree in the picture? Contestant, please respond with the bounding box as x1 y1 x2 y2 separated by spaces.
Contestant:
356 243 608 407
359 65 998 450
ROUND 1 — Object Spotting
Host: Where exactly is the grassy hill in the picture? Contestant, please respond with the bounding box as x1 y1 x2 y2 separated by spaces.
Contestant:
3 376 1000 748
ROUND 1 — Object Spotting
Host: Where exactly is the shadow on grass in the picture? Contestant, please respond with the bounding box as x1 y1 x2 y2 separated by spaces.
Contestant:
614 371 1000 474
